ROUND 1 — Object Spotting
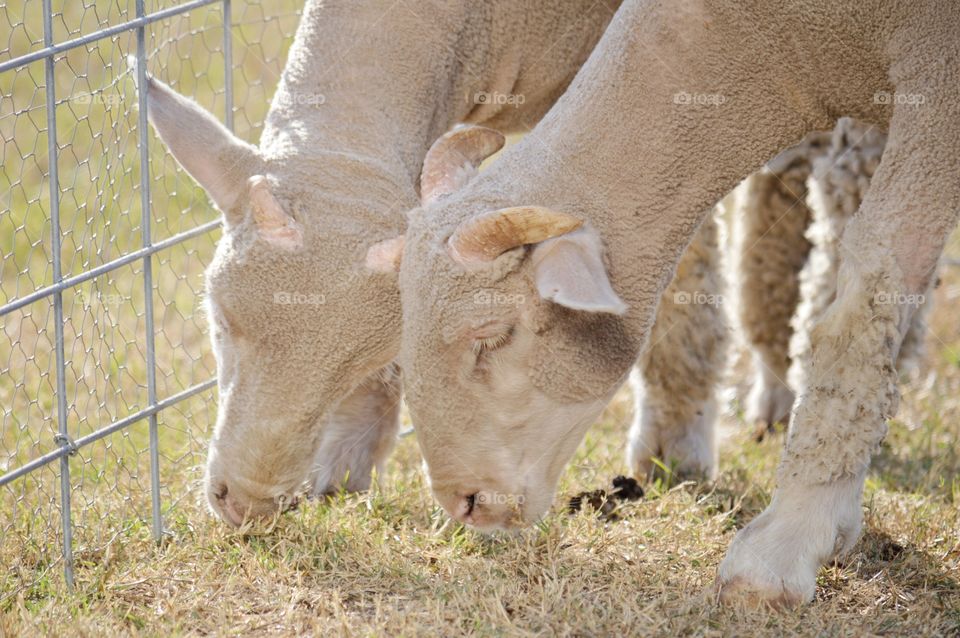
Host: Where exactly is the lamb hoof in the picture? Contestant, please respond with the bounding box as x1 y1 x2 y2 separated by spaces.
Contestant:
629 436 716 484
715 576 805 610
745 377 794 440
309 450 375 497
310 471 372 498
715 478 865 610
715 511 818 609
628 400 718 483
751 419 787 443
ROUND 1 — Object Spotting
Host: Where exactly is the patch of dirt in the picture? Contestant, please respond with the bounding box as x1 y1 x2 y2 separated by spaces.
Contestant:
567 476 644 521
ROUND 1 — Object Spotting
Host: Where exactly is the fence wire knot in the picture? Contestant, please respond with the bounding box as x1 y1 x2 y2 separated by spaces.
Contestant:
53 433 79 456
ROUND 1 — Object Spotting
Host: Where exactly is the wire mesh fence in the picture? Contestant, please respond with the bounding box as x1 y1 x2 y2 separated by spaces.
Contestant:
1 0 303 596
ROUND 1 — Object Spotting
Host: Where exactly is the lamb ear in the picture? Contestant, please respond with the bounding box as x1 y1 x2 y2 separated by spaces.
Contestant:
130 56 260 214
365 236 405 273
531 227 627 315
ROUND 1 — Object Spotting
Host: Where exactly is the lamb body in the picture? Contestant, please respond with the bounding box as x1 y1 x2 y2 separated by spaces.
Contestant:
397 0 959 606
140 0 623 524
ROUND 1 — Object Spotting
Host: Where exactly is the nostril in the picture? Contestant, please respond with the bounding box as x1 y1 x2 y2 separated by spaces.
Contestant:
464 493 477 517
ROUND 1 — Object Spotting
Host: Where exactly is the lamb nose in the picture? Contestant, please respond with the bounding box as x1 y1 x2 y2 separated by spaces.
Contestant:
464 493 477 517
221 495 246 527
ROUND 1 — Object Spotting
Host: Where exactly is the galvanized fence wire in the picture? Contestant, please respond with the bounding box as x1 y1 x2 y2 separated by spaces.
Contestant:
0 0 303 594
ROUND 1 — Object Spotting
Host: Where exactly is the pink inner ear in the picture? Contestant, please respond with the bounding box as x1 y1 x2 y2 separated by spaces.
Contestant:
365 236 405 273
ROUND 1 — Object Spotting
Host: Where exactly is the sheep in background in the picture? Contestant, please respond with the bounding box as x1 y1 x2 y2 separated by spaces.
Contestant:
628 121 893 478
788 118 932 402
627 212 727 480
732 118 932 441
729 132 829 436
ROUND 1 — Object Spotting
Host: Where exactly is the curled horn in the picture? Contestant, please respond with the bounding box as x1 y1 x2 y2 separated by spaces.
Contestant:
447 206 583 265
420 125 505 205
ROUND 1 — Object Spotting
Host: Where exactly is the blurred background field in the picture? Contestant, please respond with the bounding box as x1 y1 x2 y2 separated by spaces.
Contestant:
1 1 958 635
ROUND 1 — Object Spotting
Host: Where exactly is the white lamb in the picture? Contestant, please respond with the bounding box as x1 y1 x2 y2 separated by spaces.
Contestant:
394 0 959 607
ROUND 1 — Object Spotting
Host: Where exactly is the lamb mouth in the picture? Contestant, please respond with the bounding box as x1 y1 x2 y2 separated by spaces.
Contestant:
278 494 300 513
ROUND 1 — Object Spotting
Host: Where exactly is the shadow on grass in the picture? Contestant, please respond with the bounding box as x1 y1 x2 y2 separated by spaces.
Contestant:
869 441 960 502
821 523 960 614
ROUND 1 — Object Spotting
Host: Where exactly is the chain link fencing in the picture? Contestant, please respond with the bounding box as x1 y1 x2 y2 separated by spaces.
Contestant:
1 0 303 596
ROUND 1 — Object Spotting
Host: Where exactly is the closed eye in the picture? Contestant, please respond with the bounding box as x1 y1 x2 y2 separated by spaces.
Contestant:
472 328 513 356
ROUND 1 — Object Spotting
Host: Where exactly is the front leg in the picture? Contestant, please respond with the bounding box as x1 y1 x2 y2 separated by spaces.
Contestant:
717 245 897 606
628 212 727 481
717 89 960 606
719 233 901 606
310 364 402 495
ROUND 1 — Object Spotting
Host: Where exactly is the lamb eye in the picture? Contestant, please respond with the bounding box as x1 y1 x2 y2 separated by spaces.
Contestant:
472 329 513 356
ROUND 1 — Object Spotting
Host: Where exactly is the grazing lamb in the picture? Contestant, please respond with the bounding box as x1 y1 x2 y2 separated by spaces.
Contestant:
136 0 624 525
393 0 959 607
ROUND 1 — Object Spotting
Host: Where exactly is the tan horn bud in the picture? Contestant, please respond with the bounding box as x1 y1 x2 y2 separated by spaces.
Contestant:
448 206 583 265
420 125 505 205
248 175 302 250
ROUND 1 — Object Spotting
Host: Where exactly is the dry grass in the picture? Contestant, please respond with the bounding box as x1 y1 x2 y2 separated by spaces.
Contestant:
2 1 960 636
2 290 960 636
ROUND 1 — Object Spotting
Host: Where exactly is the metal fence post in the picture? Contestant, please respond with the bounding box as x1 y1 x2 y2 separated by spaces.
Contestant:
223 0 234 132
135 0 164 544
42 0 75 589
